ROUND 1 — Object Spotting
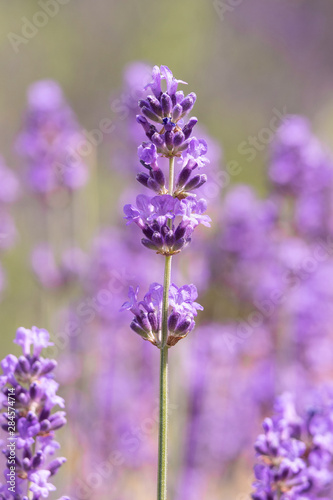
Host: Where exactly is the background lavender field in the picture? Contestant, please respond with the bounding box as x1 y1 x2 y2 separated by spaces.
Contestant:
1 1 333 499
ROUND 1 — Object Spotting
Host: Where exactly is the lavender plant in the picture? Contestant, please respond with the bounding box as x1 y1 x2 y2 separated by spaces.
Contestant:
0 327 69 500
252 392 333 499
121 65 210 499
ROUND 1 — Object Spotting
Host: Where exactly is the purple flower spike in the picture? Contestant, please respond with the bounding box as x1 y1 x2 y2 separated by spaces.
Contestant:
122 63 210 351
252 391 333 500
0 327 69 498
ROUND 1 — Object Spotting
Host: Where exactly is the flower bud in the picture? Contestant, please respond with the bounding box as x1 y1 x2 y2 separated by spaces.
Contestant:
184 174 207 192
147 96 163 117
172 104 183 121
183 117 198 139
180 93 196 115
151 132 165 148
142 238 158 251
136 172 150 188
173 131 185 147
148 312 159 332
136 115 150 133
165 131 174 150
141 106 163 123
151 168 166 188
161 93 172 117
168 312 180 332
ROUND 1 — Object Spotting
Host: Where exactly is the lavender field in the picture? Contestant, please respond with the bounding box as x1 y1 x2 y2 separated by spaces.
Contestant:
1 2 333 499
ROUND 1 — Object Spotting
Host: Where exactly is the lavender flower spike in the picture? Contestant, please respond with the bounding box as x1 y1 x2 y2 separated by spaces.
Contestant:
0 326 69 499
252 392 333 500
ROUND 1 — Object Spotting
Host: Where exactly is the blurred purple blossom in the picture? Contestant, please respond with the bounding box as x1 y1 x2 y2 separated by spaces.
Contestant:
16 79 89 195
269 116 333 195
252 391 333 499
0 157 20 205
31 243 87 289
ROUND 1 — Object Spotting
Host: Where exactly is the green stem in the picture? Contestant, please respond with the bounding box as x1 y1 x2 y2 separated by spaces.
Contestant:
157 343 168 500
27 483 33 500
157 157 174 500
168 156 175 195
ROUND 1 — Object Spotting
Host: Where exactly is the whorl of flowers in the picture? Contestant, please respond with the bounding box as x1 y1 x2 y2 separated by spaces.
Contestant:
122 65 210 347
252 392 333 500
0 327 69 499
124 193 210 255
16 79 89 195
121 282 203 347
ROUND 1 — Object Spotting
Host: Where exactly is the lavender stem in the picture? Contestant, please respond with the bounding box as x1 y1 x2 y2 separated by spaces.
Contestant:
157 157 174 500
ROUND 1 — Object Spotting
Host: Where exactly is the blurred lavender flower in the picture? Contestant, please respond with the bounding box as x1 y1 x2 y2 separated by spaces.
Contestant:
252 391 333 499
210 185 279 304
31 244 87 289
0 157 20 206
57 229 161 497
0 156 19 252
0 156 19 298
218 185 277 259
0 212 17 253
231 1 333 101
211 178 333 396
16 80 89 195
175 323 274 500
110 61 152 174
269 116 333 196
0 326 69 499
